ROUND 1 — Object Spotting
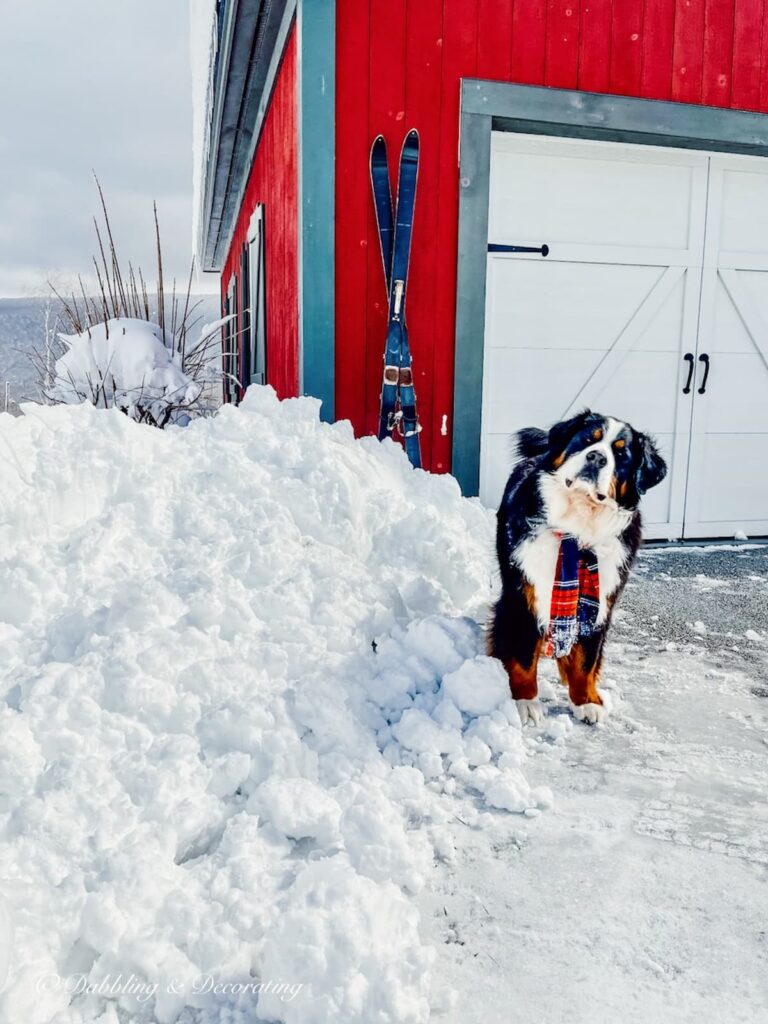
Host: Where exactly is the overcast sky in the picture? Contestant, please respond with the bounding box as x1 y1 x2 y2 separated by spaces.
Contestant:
0 0 216 297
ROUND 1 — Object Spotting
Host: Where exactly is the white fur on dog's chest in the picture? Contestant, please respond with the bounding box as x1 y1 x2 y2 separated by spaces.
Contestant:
515 476 632 631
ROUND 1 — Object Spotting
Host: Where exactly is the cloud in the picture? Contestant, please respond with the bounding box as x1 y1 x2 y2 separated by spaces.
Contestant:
0 0 217 296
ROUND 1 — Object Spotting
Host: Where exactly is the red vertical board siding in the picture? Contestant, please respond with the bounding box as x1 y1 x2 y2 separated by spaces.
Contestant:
220 27 298 400
762 14 768 111
640 0 676 98
403 0 445 469
333 1 768 474
335 0 370 430
578 0 613 93
512 0 547 83
432 0 479 473
731 0 765 109
545 1 580 89
672 0 706 103
365 0 408 438
702 0 736 105
477 0 513 81
610 0 644 95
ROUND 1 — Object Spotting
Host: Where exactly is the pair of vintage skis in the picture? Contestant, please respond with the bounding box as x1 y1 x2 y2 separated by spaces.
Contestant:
370 129 422 469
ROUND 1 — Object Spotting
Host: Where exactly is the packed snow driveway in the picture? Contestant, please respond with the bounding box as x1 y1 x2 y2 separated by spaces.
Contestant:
1 391 766 1024
425 545 768 1024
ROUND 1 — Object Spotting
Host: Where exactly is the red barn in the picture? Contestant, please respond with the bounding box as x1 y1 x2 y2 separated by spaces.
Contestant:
197 0 768 540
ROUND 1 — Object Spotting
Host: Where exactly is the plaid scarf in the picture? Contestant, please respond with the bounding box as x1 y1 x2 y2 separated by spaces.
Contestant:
544 532 600 658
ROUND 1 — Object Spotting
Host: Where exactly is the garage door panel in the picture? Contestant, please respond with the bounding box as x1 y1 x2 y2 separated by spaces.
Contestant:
490 139 703 253
722 270 768 361
633 274 687 352
692 354 768 433
582 351 683 433
482 348 605 432
485 259 668 352
563 267 695 417
719 168 768 253
686 435 768 525
709 274 760 354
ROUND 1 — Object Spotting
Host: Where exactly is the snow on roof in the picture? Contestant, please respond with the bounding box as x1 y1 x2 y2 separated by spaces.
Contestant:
190 0 217 274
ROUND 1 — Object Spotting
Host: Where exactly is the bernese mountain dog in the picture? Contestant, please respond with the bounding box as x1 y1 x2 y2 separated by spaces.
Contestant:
488 410 667 726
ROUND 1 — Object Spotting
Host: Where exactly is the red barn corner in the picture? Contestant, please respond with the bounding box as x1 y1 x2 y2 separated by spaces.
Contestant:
198 0 768 541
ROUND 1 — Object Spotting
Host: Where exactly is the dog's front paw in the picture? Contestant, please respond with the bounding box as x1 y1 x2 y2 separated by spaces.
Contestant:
517 699 544 727
571 701 606 725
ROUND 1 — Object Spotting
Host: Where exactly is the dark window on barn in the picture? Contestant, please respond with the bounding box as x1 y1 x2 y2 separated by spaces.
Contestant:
223 273 239 404
246 205 267 386
240 243 250 386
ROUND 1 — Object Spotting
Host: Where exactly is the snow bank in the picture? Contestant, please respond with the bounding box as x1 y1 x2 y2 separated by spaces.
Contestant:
49 318 201 424
0 389 542 1023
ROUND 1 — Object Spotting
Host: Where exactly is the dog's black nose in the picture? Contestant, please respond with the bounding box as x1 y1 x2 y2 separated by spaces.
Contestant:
586 449 607 469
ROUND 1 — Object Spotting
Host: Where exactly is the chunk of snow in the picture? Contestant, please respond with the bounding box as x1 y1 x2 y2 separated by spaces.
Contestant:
258 858 433 1024
432 698 464 730
340 791 432 892
441 655 510 716
465 735 492 766
250 776 342 844
393 708 463 756
472 766 535 814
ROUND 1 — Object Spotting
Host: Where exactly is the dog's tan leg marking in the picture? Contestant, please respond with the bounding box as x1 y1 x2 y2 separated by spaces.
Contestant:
504 636 543 702
556 643 603 708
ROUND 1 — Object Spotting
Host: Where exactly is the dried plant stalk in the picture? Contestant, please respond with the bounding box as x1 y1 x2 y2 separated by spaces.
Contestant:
30 179 228 427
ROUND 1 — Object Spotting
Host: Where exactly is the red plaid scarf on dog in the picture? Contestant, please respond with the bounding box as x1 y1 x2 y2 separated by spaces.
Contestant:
544 532 600 658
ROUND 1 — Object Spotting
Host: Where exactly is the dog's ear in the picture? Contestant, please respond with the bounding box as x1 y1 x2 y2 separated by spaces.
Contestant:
635 433 667 494
513 427 549 460
548 410 591 459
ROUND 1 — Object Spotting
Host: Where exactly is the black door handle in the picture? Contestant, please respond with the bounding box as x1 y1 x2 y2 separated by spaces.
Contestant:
488 243 549 256
698 353 711 394
682 352 694 394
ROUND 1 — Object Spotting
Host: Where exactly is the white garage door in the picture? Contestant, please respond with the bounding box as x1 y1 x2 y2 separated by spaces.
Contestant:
481 132 768 540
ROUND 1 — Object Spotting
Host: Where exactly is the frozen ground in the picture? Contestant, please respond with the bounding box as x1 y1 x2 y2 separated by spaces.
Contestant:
1 391 766 1024
425 544 768 1024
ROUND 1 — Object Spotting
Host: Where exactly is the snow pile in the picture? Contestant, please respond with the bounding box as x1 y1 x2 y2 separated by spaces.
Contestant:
0 389 545 1023
48 318 201 424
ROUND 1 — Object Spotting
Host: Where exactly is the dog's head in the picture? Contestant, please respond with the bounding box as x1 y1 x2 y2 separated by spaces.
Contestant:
539 410 667 511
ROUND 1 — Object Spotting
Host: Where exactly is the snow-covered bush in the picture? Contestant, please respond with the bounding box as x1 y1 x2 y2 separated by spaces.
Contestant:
31 179 228 426
48 317 215 427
